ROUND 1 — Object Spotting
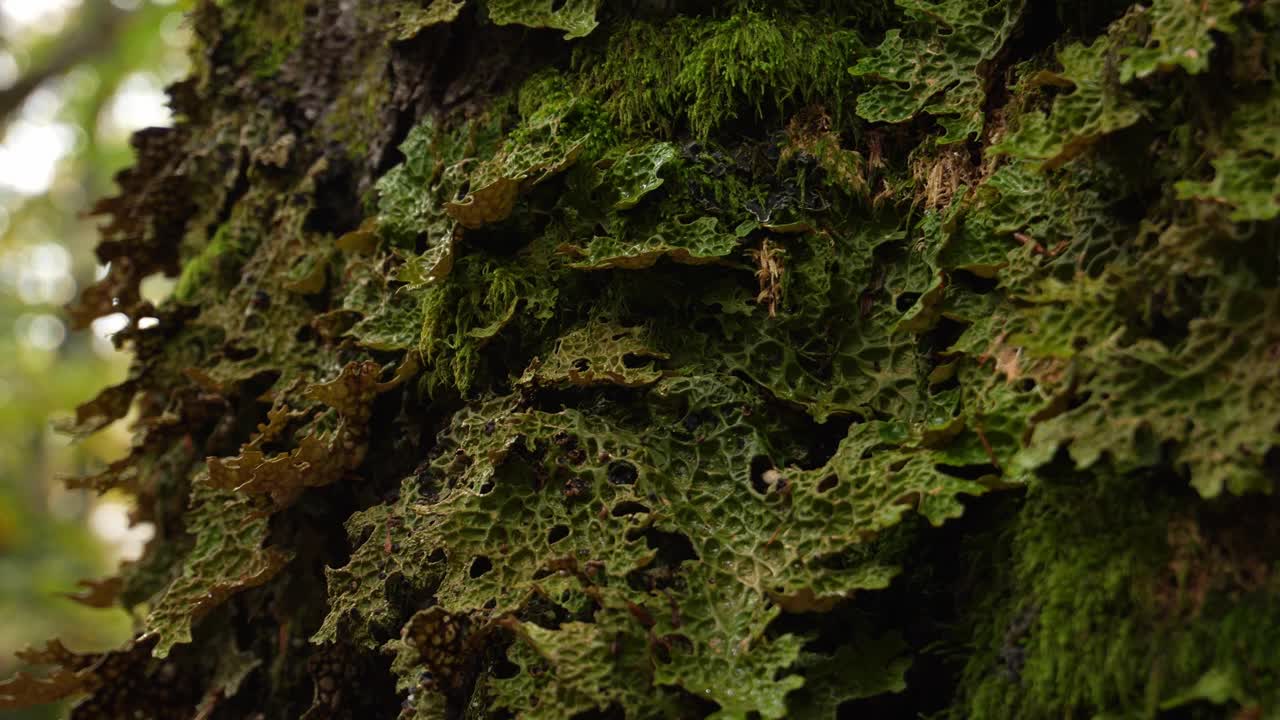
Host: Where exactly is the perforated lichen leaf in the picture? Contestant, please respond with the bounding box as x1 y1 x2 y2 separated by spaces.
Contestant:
645 376 977 609
944 154 1121 276
934 356 1057 477
447 72 607 228
598 142 679 210
787 624 911 717
690 415 988 612
494 581 810 718
721 260 928 424
1119 0 1241 81
564 215 742 270
651 563 804 719
315 397 524 647
445 125 585 227
851 0 1025 142
490 617 679 720
311 485 447 648
1004 216 1280 499
356 409 661 652
491 595 796 718
421 411 659 614
205 360 381 511
939 162 1040 274
992 38 1144 170
450 172 535 231
484 0 601 39
388 0 466 40
374 117 467 252
0 640 93 709
1176 152 1280 221
375 110 507 298
1 638 202 715
890 205 957 335
373 384 808 718
670 216 954 424
806 420 987 524
343 245 427 351
448 177 522 229
519 321 667 388
144 483 292 658
1021 285 1280 497
346 273 426 352
324 374 988 712
396 239 457 289
187 164 355 392
1175 96 1280 221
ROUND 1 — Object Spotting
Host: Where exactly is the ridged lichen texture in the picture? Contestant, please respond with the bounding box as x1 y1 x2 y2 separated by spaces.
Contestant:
5 0 1280 717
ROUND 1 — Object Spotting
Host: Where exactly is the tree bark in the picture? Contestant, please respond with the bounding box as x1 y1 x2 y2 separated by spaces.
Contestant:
4 1 1280 718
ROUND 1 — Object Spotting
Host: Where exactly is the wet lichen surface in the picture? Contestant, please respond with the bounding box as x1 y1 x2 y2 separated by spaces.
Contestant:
4 0 1280 718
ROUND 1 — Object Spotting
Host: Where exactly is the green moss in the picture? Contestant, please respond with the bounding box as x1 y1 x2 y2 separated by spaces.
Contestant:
417 239 563 396
217 0 306 78
173 223 244 302
576 6 869 137
954 476 1280 718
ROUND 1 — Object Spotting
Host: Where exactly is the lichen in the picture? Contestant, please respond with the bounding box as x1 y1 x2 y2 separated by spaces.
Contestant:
851 0 1027 143
1175 94 1280 221
142 483 292 659
484 0 602 39
8 0 1280 717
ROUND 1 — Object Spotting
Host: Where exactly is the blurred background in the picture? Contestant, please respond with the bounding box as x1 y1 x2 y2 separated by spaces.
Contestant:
0 0 191 717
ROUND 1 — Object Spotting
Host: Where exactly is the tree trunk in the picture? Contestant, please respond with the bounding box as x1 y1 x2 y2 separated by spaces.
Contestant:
4 0 1280 717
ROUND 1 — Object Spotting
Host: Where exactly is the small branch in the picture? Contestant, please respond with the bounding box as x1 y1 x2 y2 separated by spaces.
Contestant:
0 0 127 127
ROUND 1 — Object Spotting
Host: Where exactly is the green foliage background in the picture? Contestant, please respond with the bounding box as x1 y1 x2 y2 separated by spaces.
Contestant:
0 1 192 717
